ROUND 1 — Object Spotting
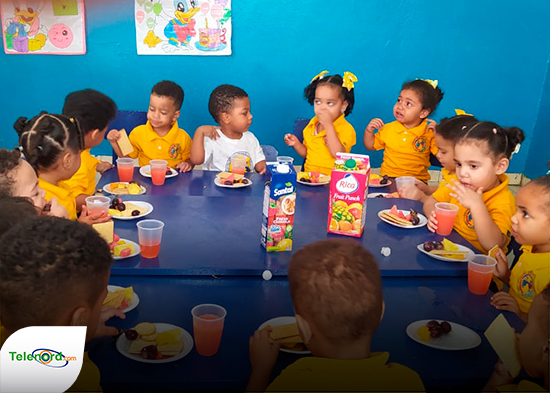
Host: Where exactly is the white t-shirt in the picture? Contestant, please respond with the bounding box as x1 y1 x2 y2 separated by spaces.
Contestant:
202 129 266 172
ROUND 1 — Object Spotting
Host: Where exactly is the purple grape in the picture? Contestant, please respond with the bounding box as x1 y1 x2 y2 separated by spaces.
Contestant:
112 198 119 207
434 241 444 250
125 329 138 341
141 345 158 359
441 321 452 334
426 320 440 329
430 325 444 338
117 203 126 211
131 210 140 216
423 241 434 252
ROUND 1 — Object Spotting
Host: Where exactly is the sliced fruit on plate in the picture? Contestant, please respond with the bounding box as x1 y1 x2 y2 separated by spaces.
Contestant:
442 238 459 251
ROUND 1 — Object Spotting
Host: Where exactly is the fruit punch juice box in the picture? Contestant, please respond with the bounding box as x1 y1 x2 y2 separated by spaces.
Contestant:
328 153 370 237
261 163 297 252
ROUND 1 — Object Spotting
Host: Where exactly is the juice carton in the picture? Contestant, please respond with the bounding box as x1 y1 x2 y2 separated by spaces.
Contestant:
327 153 370 237
261 163 297 252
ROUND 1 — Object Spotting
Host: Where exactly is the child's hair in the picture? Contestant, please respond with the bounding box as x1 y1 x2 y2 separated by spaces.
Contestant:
288 239 383 343
0 148 22 196
14 112 84 171
151 80 184 110
0 216 112 333
458 121 525 161
401 79 444 115
0 195 38 238
62 89 117 134
304 74 355 116
528 175 550 213
208 84 248 123
436 115 479 143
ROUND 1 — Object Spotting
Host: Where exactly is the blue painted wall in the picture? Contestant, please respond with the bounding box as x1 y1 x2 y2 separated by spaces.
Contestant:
1 0 549 173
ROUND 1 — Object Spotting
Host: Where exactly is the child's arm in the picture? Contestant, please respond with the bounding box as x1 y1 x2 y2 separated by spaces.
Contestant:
318 112 345 157
176 160 194 172
75 194 87 213
255 160 267 175
96 161 114 174
363 118 384 151
424 195 439 232
190 127 211 165
490 292 528 323
284 134 307 158
482 360 514 392
106 130 126 158
246 328 281 393
416 180 437 196
493 248 511 285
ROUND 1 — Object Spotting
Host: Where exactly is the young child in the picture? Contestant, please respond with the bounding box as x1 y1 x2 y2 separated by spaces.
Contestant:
490 175 550 322
483 284 549 392
107 81 193 172
363 79 444 182
424 121 525 254
60 89 117 211
284 71 357 176
246 239 425 392
190 84 266 174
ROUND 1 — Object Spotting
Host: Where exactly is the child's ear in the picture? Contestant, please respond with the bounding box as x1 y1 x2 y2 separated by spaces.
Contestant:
69 306 89 327
495 157 510 175
295 314 312 344
419 109 430 120
61 152 74 169
172 110 181 123
220 112 231 125
341 101 349 114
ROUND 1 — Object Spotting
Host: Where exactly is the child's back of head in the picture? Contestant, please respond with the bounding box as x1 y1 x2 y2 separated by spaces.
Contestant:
152 80 184 110
0 195 38 237
62 89 117 134
208 84 248 123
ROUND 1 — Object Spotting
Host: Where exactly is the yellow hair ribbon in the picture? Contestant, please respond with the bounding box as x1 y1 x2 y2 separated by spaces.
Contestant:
418 78 438 89
454 109 473 116
342 71 358 91
310 70 329 83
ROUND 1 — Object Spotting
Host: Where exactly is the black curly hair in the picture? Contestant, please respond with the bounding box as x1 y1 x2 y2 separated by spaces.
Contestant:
152 80 184 110
458 121 525 161
528 175 550 214
62 89 117 134
436 115 479 143
401 79 444 115
0 148 23 197
304 74 355 116
0 195 39 238
208 84 248 123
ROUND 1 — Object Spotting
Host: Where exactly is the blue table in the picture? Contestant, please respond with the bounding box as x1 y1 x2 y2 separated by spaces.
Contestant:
99 170 476 277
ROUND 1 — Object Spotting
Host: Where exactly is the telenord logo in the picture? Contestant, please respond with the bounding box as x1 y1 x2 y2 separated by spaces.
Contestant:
9 349 77 368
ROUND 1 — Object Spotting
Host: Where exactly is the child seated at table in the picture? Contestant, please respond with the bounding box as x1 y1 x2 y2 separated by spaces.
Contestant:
483 284 550 392
60 89 117 211
190 84 266 174
0 216 115 392
246 239 425 392
491 175 550 322
107 80 193 172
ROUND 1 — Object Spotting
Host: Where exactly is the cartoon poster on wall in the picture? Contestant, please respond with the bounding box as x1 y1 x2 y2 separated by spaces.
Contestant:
135 0 231 55
1 0 85 55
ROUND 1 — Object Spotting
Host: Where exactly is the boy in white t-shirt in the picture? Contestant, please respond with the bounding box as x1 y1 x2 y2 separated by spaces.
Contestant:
190 84 267 174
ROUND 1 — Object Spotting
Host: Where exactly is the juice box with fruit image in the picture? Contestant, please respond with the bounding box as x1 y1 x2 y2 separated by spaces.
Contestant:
328 153 370 237
261 163 297 252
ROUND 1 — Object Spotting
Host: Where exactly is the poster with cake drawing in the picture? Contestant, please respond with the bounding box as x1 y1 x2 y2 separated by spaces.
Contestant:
135 0 232 55
1 0 86 55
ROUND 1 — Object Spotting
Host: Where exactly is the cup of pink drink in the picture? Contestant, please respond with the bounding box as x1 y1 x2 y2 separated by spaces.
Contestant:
434 202 459 236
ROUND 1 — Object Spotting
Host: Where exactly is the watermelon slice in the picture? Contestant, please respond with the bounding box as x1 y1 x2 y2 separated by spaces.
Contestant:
224 174 234 185
119 248 132 257
389 205 399 216
310 171 320 183
405 213 411 221
397 211 406 220
113 233 120 242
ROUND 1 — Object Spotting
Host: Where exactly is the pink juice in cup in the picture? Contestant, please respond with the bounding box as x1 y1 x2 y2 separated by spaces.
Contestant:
468 255 497 295
231 155 247 175
150 159 168 186
85 196 110 217
137 219 164 259
191 304 227 356
116 158 134 182
434 202 459 236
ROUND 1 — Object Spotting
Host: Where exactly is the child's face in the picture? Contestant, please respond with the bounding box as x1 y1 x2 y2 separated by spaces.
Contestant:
84 126 108 149
12 159 46 209
223 97 252 133
147 94 180 133
393 89 429 128
511 184 550 251
454 141 504 192
85 271 110 342
517 294 550 378
313 84 347 122
434 133 455 172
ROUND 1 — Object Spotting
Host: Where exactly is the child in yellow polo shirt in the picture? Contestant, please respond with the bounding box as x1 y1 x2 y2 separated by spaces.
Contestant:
491 175 550 322
364 79 444 182
424 121 525 254
284 71 357 176
107 80 193 172
246 239 425 392
60 89 117 212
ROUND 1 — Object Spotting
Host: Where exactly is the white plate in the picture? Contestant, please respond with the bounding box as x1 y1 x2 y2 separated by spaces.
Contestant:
111 201 153 220
103 182 146 195
116 323 194 363
297 172 330 186
258 316 310 355
113 239 141 260
214 177 253 188
107 285 140 313
378 209 427 229
406 319 481 350
139 165 178 179
416 243 474 262
369 179 392 188
367 192 400 199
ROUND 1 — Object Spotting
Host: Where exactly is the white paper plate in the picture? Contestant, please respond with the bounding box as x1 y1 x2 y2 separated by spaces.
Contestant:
297 172 330 186
378 209 427 229
111 201 153 220
367 192 400 199
116 323 194 363
369 179 392 188
103 182 146 195
406 319 481 350
258 316 310 355
214 177 253 188
139 165 178 179
107 285 140 313
416 243 474 263
113 239 141 260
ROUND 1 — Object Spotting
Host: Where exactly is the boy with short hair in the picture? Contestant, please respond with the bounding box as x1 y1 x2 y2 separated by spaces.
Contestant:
107 80 193 172
247 239 425 392
190 84 266 174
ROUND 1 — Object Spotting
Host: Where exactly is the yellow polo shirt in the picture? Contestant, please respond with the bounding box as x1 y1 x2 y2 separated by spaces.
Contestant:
38 178 77 220
373 120 437 182
128 120 191 167
432 168 457 195
60 149 100 198
432 174 515 254
303 114 356 176
509 246 550 314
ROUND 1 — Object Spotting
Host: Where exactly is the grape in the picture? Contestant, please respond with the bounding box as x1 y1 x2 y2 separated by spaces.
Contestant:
441 321 452 334
243 179 249 184
131 210 140 216
141 345 158 359
426 320 440 329
111 198 119 207
423 241 434 252
434 241 444 250
430 325 444 338
410 215 421 226
125 329 138 340
117 203 126 211
380 175 389 185
375 194 384 198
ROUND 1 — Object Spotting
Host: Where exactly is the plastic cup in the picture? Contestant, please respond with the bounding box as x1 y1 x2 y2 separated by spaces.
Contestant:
468 255 497 295
85 196 110 217
395 176 416 193
191 304 227 356
137 219 164 258
230 155 247 175
434 202 459 236
116 158 134 182
276 156 294 165
150 159 168 186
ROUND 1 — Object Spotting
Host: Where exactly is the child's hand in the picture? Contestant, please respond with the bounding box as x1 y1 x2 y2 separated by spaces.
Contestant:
490 292 520 315
284 133 299 146
317 110 334 129
414 179 431 195
427 210 438 233
78 205 112 226
176 161 193 172
366 118 384 133
107 129 121 142
93 306 126 338
398 183 424 201
249 327 280 373
447 179 484 210
198 125 219 140
96 161 114 174
427 118 438 131
44 197 69 218
493 248 510 280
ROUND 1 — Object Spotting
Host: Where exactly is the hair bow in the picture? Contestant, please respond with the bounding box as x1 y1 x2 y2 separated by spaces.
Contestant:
310 70 329 83
418 78 438 89
512 144 521 156
455 109 473 116
342 72 358 91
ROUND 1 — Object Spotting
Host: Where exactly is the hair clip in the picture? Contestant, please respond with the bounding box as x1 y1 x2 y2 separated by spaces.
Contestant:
493 128 498 134
342 71 358 91
69 117 75 123
37 145 43 151
310 70 329 84
455 109 473 116
512 143 521 156
418 78 438 89
17 146 23 152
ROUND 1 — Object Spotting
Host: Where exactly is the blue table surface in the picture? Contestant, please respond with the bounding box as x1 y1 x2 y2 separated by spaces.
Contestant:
99 170 476 277
89 275 525 392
